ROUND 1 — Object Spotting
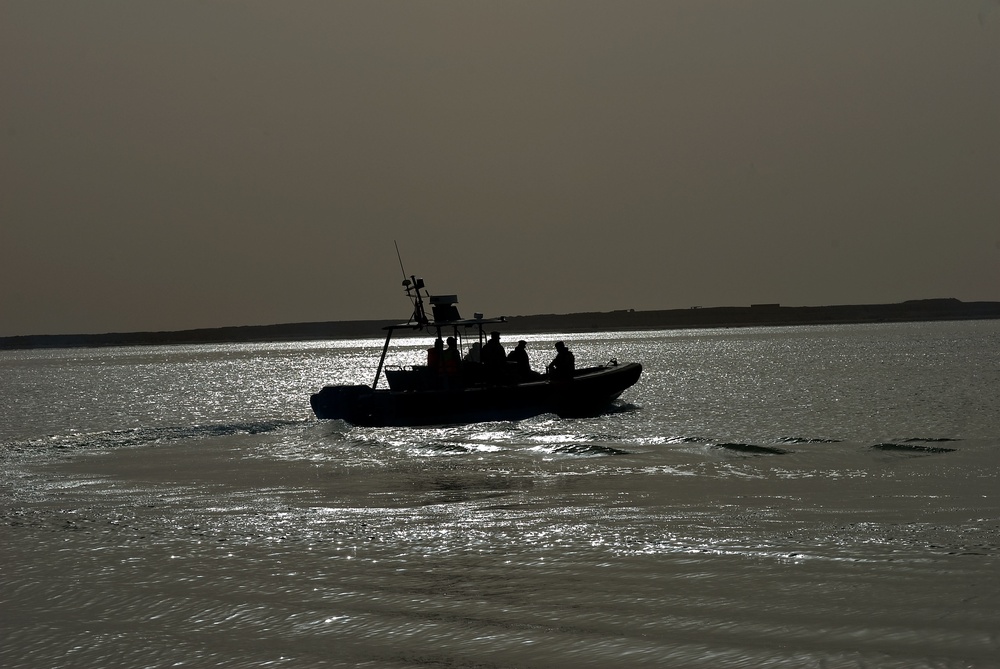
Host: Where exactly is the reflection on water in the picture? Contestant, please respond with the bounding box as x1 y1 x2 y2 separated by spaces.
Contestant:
2 321 999 667
4 424 999 668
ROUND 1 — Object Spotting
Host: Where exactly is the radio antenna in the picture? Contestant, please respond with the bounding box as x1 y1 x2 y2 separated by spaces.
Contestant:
394 241 427 325
394 240 407 281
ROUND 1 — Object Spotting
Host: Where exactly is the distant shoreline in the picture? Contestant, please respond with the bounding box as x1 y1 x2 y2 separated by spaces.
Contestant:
3 298 999 350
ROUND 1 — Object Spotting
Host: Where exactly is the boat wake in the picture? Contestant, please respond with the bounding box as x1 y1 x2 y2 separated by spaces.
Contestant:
547 443 629 456
773 436 842 444
710 442 791 456
871 441 958 454
3 420 306 455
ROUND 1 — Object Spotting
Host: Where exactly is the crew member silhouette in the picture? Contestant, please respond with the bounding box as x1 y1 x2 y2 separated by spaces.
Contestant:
547 341 575 380
427 338 444 374
507 340 533 380
443 336 462 382
481 331 507 379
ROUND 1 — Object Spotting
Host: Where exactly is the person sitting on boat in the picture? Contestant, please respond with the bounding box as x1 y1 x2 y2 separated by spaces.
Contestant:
547 341 575 380
442 336 462 381
507 340 536 380
481 331 507 378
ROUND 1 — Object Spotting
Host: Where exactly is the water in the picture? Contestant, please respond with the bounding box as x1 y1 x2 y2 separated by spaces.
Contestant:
2 321 998 668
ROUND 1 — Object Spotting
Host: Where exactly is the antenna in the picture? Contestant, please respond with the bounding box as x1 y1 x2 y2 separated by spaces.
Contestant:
394 241 428 326
394 240 407 283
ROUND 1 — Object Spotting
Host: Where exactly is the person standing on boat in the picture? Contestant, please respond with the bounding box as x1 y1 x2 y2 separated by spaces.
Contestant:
547 341 575 380
427 338 444 374
507 340 534 380
482 331 507 379
443 336 462 383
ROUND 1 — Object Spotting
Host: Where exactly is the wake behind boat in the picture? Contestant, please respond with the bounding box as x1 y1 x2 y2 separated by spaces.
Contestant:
310 274 642 427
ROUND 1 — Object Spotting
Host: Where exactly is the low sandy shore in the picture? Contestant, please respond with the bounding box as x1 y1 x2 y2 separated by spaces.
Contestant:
5 298 999 349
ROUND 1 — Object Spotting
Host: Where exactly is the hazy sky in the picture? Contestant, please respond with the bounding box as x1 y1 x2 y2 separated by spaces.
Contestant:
2 1 998 337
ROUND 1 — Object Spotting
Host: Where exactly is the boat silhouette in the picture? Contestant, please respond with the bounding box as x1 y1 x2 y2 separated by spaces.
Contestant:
310 274 642 427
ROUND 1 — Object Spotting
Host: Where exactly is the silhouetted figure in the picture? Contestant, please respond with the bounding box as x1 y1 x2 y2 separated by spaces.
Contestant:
443 336 462 382
481 331 507 378
507 340 533 380
547 341 575 380
427 338 444 374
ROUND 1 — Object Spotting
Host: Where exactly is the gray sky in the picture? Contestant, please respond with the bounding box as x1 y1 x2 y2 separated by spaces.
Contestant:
2 1 998 337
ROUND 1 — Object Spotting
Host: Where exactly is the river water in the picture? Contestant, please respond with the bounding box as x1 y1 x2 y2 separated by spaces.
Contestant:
1 321 998 668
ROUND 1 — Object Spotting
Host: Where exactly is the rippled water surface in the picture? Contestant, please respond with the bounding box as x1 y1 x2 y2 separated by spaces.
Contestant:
2 321 999 668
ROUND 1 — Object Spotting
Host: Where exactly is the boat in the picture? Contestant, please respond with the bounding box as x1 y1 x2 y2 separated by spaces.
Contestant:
310 274 642 427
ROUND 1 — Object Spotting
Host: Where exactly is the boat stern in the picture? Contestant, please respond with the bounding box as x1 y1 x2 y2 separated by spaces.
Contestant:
310 384 374 421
